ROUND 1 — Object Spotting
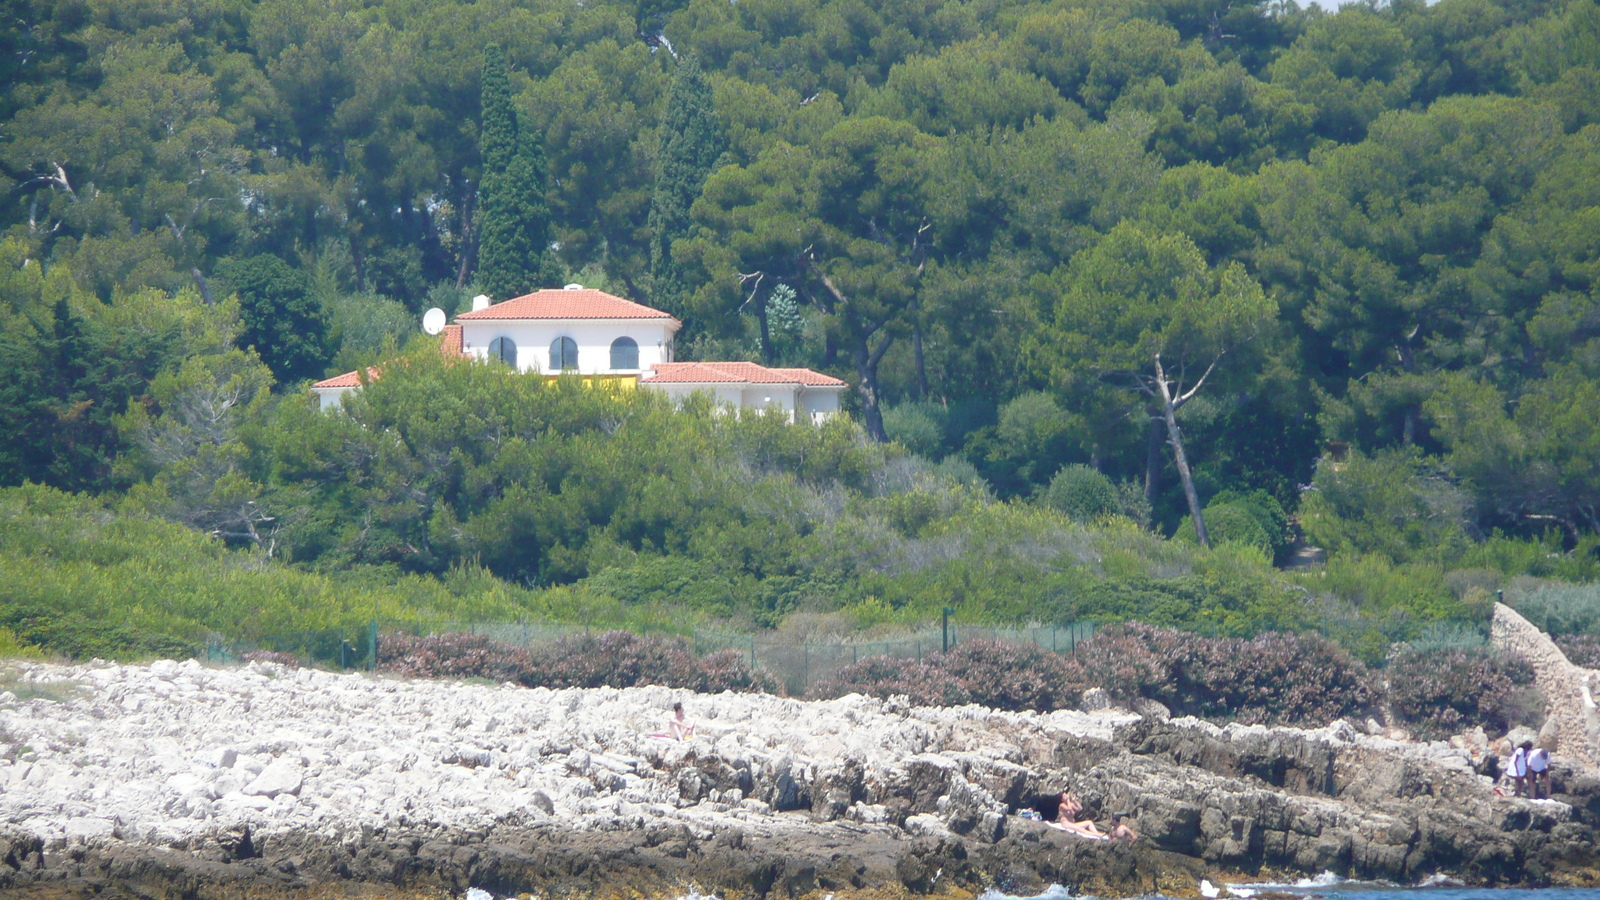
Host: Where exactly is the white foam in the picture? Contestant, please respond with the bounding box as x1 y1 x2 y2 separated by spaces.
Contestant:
977 884 1073 900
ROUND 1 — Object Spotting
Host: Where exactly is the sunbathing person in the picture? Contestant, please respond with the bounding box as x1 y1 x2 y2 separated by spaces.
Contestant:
1106 812 1140 841
1049 792 1109 840
668 701 695 740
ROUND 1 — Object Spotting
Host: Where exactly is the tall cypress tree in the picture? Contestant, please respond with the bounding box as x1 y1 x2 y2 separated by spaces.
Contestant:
647 57 726 315
476 44 558 301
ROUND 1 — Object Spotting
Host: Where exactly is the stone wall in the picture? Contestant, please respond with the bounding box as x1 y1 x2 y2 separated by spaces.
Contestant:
1491 602 1600 771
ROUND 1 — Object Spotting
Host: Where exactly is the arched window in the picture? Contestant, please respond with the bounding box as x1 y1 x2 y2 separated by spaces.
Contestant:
609 336 639 370
550 336 578 371
488 336 517 367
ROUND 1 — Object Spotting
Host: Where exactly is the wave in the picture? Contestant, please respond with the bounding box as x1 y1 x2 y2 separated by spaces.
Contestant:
976 886 1076 900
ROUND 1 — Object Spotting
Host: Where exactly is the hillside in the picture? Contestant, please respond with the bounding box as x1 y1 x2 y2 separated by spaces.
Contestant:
2 0 1600 673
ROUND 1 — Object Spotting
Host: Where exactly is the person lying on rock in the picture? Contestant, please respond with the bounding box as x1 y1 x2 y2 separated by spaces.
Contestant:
1048 792 1109 840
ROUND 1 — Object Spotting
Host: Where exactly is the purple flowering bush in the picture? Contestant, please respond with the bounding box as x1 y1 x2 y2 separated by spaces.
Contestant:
379 629 778 693
936 640 1090 712
1385 646 1541 739
1070 623 1374 725
807 657 973 707
808 641 1085 712
380 625 1532 736
1555 634 1600 669
378 631 536 682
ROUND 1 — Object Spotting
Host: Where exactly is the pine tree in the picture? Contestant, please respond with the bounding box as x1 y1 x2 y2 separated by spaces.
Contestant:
647 57 725 315
476 45 558 301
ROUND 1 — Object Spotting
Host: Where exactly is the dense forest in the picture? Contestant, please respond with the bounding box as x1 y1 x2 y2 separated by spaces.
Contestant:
2 0 1600 663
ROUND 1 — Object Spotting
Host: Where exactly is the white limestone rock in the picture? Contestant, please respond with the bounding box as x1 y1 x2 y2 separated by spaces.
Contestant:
244 758 303 798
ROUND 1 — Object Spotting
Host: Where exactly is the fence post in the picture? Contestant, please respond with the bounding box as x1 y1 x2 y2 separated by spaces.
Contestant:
941 607 953 653
750 635 757 668
367 621 378 670
803 644 809 688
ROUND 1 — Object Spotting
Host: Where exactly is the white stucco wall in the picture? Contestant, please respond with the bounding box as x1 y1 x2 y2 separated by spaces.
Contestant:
459 320 675 374
645 383 845 425
647 384 743 409
739 385 798 417
312 386 356 410
797 387 844 425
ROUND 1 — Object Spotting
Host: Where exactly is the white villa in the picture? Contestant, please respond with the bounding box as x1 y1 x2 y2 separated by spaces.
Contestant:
312 285 847 424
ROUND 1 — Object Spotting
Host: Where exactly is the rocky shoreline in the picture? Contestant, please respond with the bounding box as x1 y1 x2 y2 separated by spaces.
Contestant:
2 658 1598 899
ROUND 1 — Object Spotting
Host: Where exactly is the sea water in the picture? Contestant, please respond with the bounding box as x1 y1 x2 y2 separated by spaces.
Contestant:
971 878 1600 900
462 882 1600 900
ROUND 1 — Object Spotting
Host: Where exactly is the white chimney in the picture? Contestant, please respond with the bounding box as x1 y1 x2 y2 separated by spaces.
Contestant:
563 283 583 290
472 294 491 311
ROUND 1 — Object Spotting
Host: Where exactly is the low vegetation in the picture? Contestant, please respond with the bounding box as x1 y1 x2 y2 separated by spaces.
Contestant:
378 630 778 694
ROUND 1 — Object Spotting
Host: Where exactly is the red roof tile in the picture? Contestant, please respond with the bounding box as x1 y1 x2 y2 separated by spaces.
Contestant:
644 361 846 387
768 367 850 387
440 324 465 357
312 367 379 389
456 288 679 323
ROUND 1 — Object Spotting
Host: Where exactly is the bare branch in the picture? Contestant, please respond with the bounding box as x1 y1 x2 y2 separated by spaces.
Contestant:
1173 351 1224 409
736 270 765 312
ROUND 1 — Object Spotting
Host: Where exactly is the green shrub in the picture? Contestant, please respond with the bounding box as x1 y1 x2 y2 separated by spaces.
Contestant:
1175 502 1272 554
1041 465 1119 523
1504 578 1600 636
0 627 45 660
1299 448 1474 564
883 402 949 459
1212 489 1291 559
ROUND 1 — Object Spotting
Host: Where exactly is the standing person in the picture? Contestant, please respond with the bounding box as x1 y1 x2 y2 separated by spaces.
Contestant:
1509 740 1531 798
1529 744 1551 799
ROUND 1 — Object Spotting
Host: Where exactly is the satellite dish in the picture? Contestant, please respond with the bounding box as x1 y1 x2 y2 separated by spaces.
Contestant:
563 283 584 290
421 308 447 335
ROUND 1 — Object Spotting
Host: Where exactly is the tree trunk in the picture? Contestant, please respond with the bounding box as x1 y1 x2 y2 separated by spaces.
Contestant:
191 269 215 305
757 294 773 363
1144 415 1164 505
853 336 891 442
913 325 928 399
455 187 476 289
1154 357 1209 548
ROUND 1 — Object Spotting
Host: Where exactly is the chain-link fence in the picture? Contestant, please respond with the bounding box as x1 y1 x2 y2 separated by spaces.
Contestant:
206 623 378 670
693 622 1097 695
205 618 1097 696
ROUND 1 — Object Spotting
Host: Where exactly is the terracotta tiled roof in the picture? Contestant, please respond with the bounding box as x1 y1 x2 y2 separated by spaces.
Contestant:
315 329 464 391
440 324 465 357
644 361 846 387
312 367 379 389
456 288 679 323
767 367 849 387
